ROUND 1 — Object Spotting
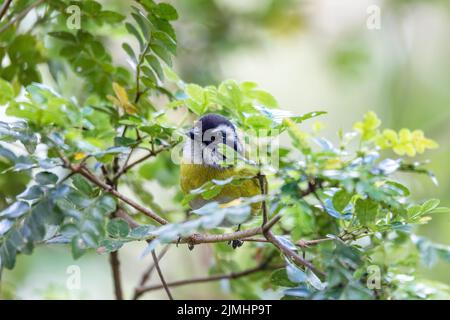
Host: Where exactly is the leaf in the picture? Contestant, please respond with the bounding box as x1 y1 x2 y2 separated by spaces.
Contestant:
271 268 298 287
72 175 94 196
150 44 172 66
430 207 450 214
125 22 144 50
0 240 17 269
384 181 410 197
122 43 137 64
324 199 342 219
306 269 326 290
145 54 164 81
355 198 379 226
71 236 86 259
97 239 123 254
131 11 150 40
286 262 307 283
376 158 400 175
48 31 76 42
17 185 44 201
0 219 14 236
421 199 440 214
332 190 352 212
0 78 14 104
128 225 156 239
35 171 58 185
283 287 310 298
0 201 30 219
154 3 178 20
98 11 125 24
107 218 130 238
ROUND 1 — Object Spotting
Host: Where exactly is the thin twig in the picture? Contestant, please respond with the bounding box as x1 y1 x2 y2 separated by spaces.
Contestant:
109 250 124 300
113 144 175 181
0 0 45 34
258 172 325 276
257 172 268 225
151 250 173 300
0 0 12 22
134 41 152 103
264 230 325 276
65 163 168 225
133 245 170 300
136 262 284 296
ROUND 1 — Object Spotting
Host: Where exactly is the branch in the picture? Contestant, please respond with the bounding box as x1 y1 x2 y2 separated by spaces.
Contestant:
264 230 325 277
113 142 176 182
109 250 124 300
135 261 284 296
133 245 170 300
63 161 168 225
134 41 152 103
258 174 325 276
151 250 173 300
242 237 332 248
0 0 45 34
0 0 12 22
257 172 268 225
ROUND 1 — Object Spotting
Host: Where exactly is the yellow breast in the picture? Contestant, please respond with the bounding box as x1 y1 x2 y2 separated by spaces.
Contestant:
180 163 261 213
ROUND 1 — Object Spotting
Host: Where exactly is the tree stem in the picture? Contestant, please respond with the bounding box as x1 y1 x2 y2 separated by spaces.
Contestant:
109 251 124 300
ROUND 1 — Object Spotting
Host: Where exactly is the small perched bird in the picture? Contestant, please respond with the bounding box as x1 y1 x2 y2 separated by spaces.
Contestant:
180 113 262 217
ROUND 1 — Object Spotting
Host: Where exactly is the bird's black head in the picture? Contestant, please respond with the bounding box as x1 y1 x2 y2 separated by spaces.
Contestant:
188 114 239 151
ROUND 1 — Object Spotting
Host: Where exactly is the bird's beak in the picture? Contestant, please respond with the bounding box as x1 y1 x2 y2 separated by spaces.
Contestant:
185 129 195 140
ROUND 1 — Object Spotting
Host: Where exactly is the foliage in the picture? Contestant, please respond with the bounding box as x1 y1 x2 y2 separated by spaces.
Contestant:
0 0 449 300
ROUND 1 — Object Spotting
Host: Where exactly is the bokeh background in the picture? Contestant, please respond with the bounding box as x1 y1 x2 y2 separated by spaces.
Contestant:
1 0 449 299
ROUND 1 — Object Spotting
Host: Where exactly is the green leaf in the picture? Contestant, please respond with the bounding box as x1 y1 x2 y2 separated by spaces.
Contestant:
0 201 30 218
107 218 130 238
154 3 178 20
145 54 164 81
271 268 298 287
0 219 14 236
150 44 172 66
131 11 151 40
98 11 125 24
355 198 379 226
125 22 144 50
18 185 44 201
0 240 17 269
128 225 156 239
430 207 450 214
245 115 273 129
122 43 137 64
35 171 59 185
286 262 307 283
384 181 410 197
0 78 14 104
97 239 123 254
48 31 76 42
71 236 86 259
72 175 95 196
421 199 440 214
332 190 352 212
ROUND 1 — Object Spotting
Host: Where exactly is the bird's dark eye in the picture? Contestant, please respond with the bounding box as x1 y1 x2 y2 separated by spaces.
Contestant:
210 136 215 141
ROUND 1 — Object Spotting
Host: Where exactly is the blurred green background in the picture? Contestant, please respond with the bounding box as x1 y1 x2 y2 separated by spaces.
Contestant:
1 0 449 299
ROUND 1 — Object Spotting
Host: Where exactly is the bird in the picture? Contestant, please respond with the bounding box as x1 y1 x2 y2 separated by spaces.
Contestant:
179 114 263 246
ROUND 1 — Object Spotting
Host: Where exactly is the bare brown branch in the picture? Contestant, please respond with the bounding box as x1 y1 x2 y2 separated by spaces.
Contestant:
65 163 168 225
151 250 173 300
109 251 123 300
135 262 284 296
133 245 170 300
0 0 45 34
0 0 12 21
